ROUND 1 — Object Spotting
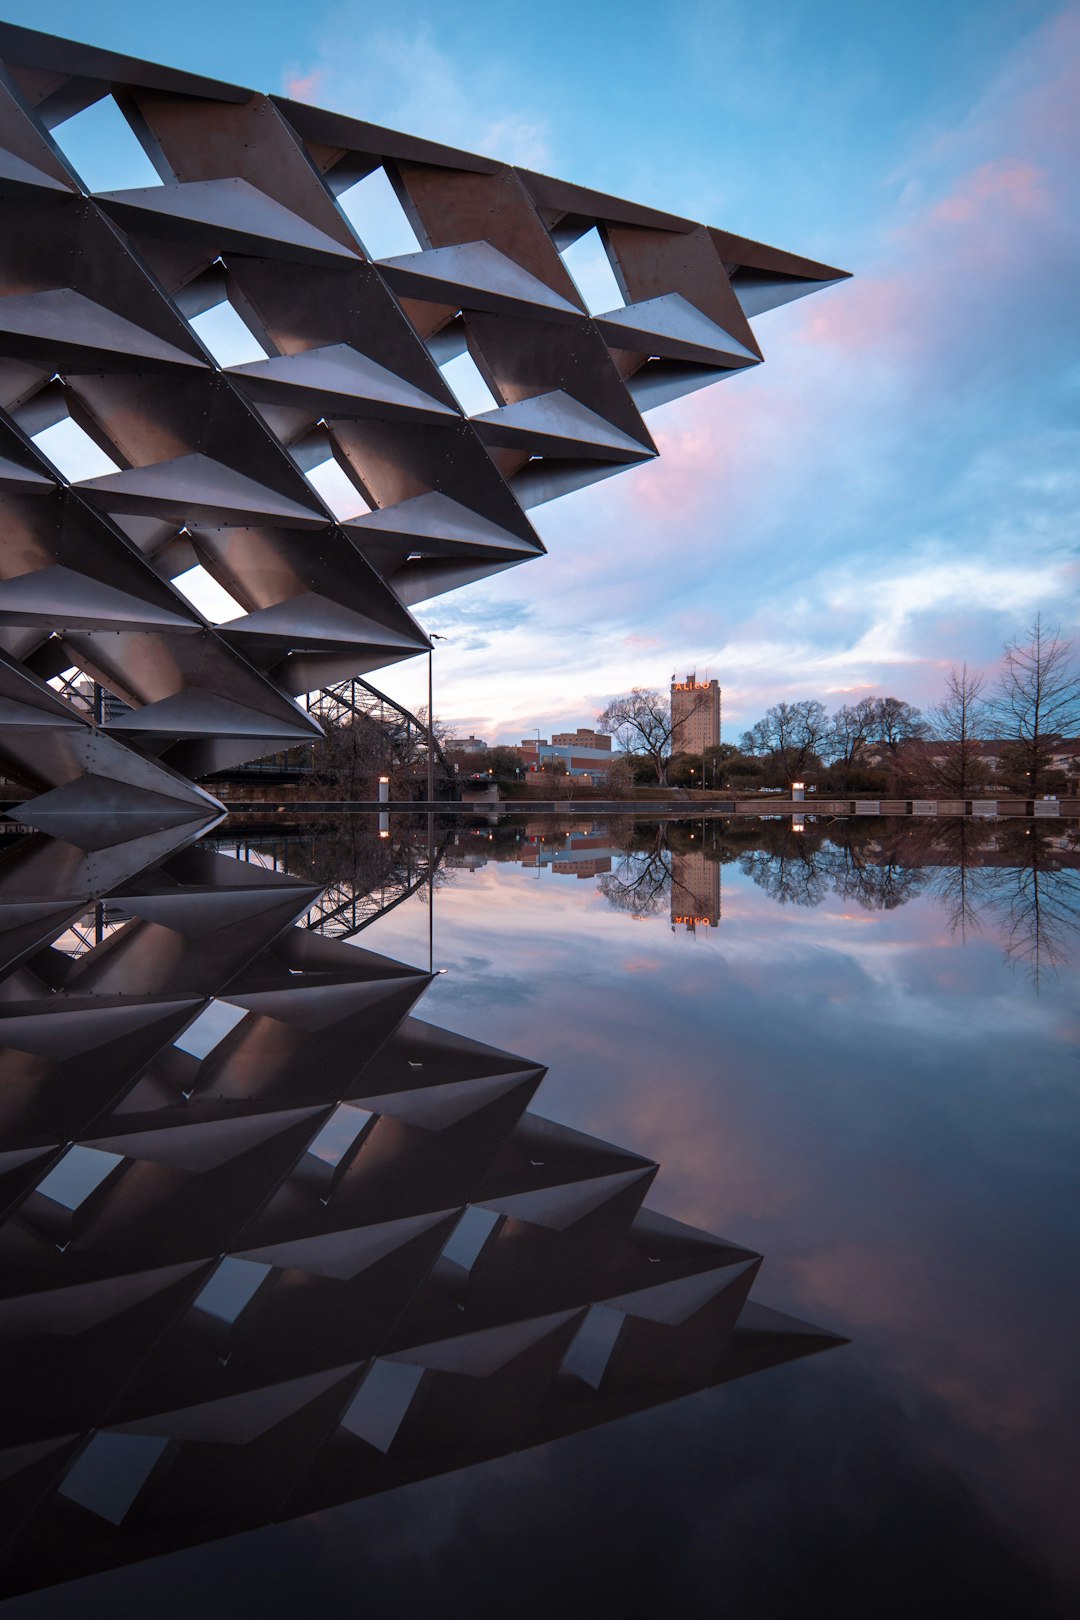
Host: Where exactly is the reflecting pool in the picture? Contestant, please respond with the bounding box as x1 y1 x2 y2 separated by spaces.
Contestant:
1 814 1077 1618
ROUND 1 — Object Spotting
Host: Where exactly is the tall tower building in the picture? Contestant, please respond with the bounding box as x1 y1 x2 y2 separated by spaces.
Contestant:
671 675 722 754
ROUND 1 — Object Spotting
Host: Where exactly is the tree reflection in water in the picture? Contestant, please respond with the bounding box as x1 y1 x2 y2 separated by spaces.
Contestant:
594 817 1079 985
597 821 676 918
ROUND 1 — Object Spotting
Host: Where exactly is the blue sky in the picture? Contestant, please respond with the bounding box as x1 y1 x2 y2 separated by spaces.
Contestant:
6 0 1078 740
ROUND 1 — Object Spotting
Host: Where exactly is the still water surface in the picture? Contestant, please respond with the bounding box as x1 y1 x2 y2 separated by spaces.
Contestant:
8 815 1078 1619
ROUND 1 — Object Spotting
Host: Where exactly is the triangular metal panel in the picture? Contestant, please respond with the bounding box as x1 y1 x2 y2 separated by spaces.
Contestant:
377 241 582 323
96 178 362 268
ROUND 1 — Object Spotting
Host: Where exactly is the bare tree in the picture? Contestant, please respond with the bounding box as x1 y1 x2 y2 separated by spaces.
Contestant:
925 664 991 797
872 696 926 751
602 754 637 795
311 714 394 799
826 696 880 781
311 702 452 800
739 699 830 784
871 696 925 746
598 688 701 786
993 616 1080 794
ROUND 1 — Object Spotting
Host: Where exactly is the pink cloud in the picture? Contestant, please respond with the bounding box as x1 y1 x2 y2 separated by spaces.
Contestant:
929 157 1049 225
284 69 324 102
629 9 1080 535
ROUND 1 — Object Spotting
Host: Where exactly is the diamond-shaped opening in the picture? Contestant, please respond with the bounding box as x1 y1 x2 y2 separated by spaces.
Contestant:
337 166 423 259
559 227 624 316
47 666 132 721
57 1432 169 1526
31 414 119 481
560 1302 624 1389
174 998 247 1059
52 903 129 958
440 1205 500 1271
193 1256 272 1326
305 1103 373 1169
34 1145 124 1213
49 92 163 192
188 299 269 367
47 666 94 713
340 1359 424 1452
170 563 246 625
305 455 372 519
440 349 497 415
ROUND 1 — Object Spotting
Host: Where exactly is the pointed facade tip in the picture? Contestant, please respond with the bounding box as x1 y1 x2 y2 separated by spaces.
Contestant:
14 791 219 850
715 1299 851 1382
0 146 75 198
77 453 326 529
95 178 360 267
473 390 654 462
105 689 322 741
377 241 583 322
0 288 205 370
595 293 761 368
228 344 457 422
218 592 429 654
0 453 55 492
0 564 201 633
344 491 540 553
732 274 849 319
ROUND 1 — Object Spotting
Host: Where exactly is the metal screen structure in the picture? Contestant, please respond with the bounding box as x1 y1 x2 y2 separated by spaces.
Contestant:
0 29 851 1593
0 23 846 827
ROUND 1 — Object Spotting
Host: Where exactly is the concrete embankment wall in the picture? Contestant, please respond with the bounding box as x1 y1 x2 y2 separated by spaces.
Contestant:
212 791 1079 819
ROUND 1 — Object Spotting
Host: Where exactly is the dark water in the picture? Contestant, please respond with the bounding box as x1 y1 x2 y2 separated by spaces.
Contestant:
2 814 1077 1618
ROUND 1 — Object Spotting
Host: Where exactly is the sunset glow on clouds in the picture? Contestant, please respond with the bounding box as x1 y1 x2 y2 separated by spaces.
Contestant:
347 2 1079 739
17 0 1078 741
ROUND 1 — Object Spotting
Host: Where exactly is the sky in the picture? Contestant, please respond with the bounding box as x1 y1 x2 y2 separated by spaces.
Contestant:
5 0 1079 741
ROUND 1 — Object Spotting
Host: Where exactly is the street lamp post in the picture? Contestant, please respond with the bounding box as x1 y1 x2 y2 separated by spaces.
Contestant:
427 634 447 804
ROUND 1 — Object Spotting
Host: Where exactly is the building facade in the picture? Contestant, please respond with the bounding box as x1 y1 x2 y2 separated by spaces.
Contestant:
551 729 612 752
671 676 722 755
519 732 612 778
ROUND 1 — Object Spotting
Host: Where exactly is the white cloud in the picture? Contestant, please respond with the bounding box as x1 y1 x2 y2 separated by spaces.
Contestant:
282 7 1080 742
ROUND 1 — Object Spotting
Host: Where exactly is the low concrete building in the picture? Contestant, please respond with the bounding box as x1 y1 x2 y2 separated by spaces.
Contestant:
520 731 614 777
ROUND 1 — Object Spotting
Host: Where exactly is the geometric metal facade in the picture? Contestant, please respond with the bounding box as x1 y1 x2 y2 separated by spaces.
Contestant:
0 23 846 819
0 34 848 1592
0 817 843 1595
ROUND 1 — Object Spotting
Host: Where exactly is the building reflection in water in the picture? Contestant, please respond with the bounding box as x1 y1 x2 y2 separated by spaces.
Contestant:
0 812 842 1598
470 815 1079 979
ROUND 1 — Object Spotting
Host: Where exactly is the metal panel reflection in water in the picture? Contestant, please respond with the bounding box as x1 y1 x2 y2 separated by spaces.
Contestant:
0 817 843 1595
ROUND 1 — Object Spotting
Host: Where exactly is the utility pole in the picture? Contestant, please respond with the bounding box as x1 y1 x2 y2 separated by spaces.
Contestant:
427 648 433 805
426 634 446 805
